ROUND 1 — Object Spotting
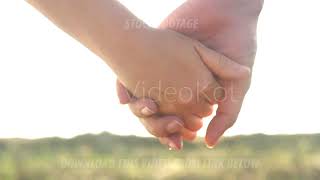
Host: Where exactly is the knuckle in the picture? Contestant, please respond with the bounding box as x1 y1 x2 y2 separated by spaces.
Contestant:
200 82 225 105
147 126 159 137
138 118 162 137
224 118 237 129
147 123 167 137
193 101 214 118
184 133 197 142
187 121 203 131
198 106 213 118
129 105 142 117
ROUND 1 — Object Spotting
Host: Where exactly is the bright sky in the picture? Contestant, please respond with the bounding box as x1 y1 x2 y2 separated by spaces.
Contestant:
0 0 319 139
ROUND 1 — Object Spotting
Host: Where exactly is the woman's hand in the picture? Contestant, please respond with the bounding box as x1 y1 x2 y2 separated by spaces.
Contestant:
26 0 227 137
157 0 263 147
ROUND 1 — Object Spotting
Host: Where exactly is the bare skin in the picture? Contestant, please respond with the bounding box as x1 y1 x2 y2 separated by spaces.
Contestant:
118 0 264 149
27 0 249 149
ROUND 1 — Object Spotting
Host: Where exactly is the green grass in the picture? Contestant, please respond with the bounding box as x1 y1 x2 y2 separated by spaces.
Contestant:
0 133 319 180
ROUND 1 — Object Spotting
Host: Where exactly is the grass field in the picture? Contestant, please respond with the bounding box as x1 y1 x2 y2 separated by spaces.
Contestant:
0 133 319 180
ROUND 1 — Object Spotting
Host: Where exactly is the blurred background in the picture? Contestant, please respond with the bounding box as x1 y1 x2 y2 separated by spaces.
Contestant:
0 0 319 179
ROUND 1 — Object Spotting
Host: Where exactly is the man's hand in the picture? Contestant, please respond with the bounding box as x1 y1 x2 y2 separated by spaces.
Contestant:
159 0 264 147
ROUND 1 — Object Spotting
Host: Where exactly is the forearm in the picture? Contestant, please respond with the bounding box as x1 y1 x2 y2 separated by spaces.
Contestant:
26 0 152 74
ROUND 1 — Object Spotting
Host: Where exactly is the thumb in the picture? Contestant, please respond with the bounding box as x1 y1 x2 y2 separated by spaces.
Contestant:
195 43 251 80
205 97 242 147
205 112 238 147
116 79 132 104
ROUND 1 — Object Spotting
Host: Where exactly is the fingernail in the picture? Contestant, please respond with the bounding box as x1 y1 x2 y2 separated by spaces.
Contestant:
166 122 182 134
168 134 183 150
206 144 214 149
118 87 132 104
140 107 154 116
168 141 179 151
239 66 251 74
